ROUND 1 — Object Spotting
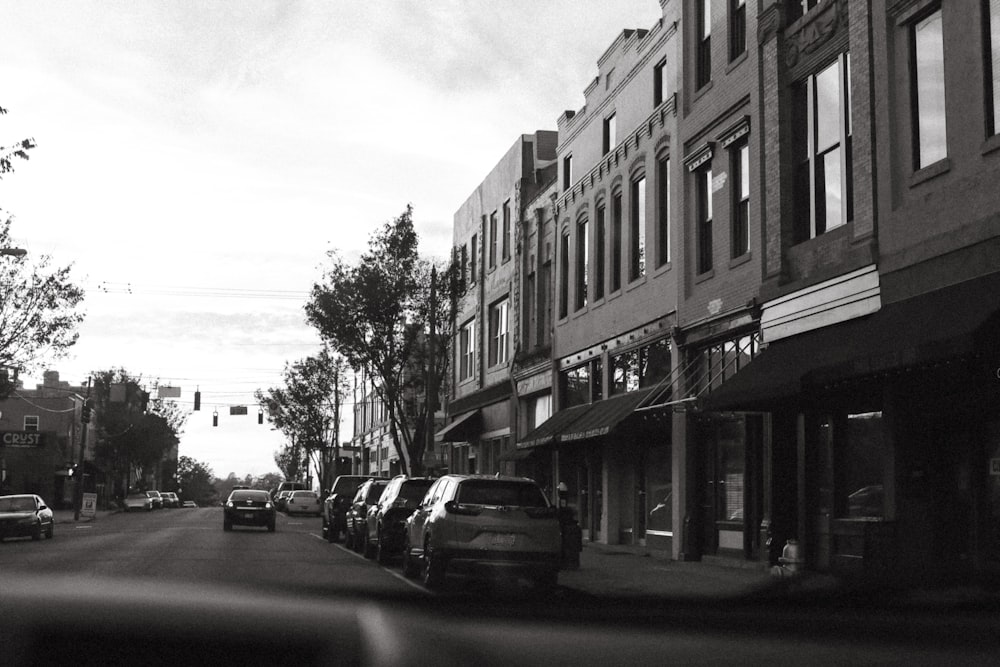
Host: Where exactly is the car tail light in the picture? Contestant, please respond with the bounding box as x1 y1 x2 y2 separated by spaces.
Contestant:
525 506 558 519
444 500 481 516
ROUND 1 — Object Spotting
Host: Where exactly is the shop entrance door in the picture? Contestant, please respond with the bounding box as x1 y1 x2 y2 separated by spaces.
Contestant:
699 417 747 557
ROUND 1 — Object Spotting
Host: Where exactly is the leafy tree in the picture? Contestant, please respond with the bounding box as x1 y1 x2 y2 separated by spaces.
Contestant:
256 349 350 491
305 206 462 475
177 456 215 505
0 105 36 178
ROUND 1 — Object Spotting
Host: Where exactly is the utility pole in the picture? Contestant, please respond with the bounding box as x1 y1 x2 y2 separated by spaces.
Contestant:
73 377 92 522
425 265 437 475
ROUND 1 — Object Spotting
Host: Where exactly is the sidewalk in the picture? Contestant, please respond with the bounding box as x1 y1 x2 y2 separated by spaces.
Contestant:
559 541 774 599
51 509 116 525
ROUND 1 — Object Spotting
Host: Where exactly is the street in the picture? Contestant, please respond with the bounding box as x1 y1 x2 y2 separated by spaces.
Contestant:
0 508 421 599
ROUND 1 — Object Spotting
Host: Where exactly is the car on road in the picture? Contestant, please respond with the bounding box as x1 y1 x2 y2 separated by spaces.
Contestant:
345 478 388 552
285 490 321 516
274 490 292 512
0 494 54 541
223 489 275 532
124 493 153 512
402 475 561 590
146 490 163 510
364 476 433 563
322 475 388 543
160 492 180 508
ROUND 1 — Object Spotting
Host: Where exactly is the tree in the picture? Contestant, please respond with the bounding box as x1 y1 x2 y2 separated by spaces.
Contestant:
0 105 36 178
256 349 350 491
305 206 462 476
177 456 215 505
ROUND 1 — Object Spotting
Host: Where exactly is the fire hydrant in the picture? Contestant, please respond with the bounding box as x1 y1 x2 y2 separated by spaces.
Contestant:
772 539 805 577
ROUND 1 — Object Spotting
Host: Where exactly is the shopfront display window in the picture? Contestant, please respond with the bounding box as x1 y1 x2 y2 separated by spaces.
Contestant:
646 441 672 535
838 411 886 519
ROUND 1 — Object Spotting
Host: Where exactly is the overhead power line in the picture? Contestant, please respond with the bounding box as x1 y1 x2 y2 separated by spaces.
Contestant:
90 281 310 300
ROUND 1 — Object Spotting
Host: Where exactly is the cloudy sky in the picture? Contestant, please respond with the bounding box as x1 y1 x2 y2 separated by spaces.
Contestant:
0 0 661 480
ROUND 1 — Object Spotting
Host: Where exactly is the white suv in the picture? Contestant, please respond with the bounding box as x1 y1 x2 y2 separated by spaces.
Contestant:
401 475 561 590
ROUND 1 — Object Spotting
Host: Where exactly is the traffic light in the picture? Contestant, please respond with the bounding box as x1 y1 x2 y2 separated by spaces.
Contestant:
212 410 218 427
194 390 201 411
81 403 92 424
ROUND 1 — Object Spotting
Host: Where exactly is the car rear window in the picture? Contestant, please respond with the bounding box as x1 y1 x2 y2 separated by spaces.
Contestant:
399 480 433 502
292 491 317 499
456 481 548 508
365 483 387 503
231 490 270 502
333 478 364 496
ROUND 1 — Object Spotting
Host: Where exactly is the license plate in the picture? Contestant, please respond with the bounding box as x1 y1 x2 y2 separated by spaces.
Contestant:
244 513 254 520
490 533 516 547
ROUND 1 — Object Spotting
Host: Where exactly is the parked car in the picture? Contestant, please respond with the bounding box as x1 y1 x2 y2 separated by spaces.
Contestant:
364 476 434 563
0 494 54 541
285 490 321 516
275 481 308 497
124 493 153 512
274 490 292 512
160 492 180 508
223 489 275 532
181 500 198 508
146 490 163 510
345 479 388 552
401 475 561 590
322 475 387 543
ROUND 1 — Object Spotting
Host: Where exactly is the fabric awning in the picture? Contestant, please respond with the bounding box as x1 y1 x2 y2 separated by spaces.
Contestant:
516 402 592 449
704 273 1000 412
497 447 536 462
435 410 482 443
556 389 655 444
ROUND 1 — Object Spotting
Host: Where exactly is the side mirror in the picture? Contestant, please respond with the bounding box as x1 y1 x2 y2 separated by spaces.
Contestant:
38 505 47 511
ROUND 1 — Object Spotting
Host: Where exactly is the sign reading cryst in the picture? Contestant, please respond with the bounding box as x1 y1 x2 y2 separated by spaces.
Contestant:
0 431 47 447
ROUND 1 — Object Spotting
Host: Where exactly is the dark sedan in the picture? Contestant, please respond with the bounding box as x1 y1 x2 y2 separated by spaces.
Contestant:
0 494 54 541
223 490 275 532
365 476 433 563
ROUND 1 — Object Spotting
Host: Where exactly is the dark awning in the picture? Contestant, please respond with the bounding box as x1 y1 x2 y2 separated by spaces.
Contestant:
517 402 592 449
435 410 482 443
497 447 536 462
557 389 654 444
704 273 1000 412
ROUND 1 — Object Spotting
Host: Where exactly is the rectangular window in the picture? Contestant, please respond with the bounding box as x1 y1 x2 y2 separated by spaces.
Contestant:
559 232 569 319
459 320 475 381
560 364 591 408
731 140 750 258
654 58 667 106
563 154 573 191
488 299 509 367
502 201 511 262
730 0 746 61
489 212 498 268
988 0 1000 135
696 165 713 274
912 8 947 168
629 175 646 281
611 349 641 395
657 157 670 267
603 113 617 154
838 412 886 519
611 192 623 292
793 52 853 241
575 218 588 310
460 244 468 287
24 416 40 432
788 0 820 23
595 204 606 300
696 0 712 89
470 234 478 284
523 270 535 346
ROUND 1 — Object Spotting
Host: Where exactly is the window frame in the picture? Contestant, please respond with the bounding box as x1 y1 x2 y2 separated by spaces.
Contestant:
603 113 617 155
595 202 607 300
986 0 1000 137
629 174 647 282
24 415 40 432
488 298 510 367
470 233 478 284
654 58 667 106
696 0 712 89
559 230 570 319
695 164 714 275
657 156 671 267
730 0 747 62
610 191 623 292
563 154 573 191
575 216 588 311
489 212 498 269
910 6 948 170
501 200 511 262
730 139 750 258
459 319 476 382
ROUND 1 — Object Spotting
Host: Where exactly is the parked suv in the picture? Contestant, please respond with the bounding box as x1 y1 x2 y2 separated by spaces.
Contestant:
345 479 388 552
401 475 561 590
323 475 387 543
364 476 434 563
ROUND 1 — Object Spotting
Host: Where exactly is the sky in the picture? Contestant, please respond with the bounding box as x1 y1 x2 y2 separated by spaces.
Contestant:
0 0 662 480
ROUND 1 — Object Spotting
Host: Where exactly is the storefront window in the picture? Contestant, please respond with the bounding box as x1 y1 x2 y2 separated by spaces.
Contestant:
640 337 672 388
560 364 591 408
838 411 885 519
611 349 640 395
646 441 672 535
718 420 745 523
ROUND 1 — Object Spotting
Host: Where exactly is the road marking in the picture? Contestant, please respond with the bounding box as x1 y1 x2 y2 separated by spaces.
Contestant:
288 521 303 525
327 542 430 594
74 525 93 529
309 533 325 541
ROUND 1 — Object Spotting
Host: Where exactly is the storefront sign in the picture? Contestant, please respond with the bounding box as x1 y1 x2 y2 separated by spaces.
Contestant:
0 431 47 447
82 493 97 518
990 458 1000 476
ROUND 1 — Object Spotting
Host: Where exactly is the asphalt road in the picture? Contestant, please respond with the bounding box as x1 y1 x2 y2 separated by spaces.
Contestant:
0 508 424 600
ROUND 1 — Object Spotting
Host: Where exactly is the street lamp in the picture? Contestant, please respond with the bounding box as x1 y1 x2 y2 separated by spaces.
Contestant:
0 248 26 257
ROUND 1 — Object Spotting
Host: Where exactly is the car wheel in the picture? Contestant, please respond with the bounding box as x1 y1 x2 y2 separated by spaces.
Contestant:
354 529 365 554
421 539 445 589
223 519 232 532
401 538 419 578
268 521 276 533
376 529 390 565
363 531 375 559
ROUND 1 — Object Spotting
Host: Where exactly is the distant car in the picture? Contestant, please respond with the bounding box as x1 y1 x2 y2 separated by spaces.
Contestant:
364 476 434 563
223 489 275 532
146 490 163 510
274 490 292 512
275 481 308 498
402 475 561 590
124 493 153 512
182 500 198 508
345 479 388 552
285 490 321 516
160 492 180 508
323 475 388 543
0 494 54 541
